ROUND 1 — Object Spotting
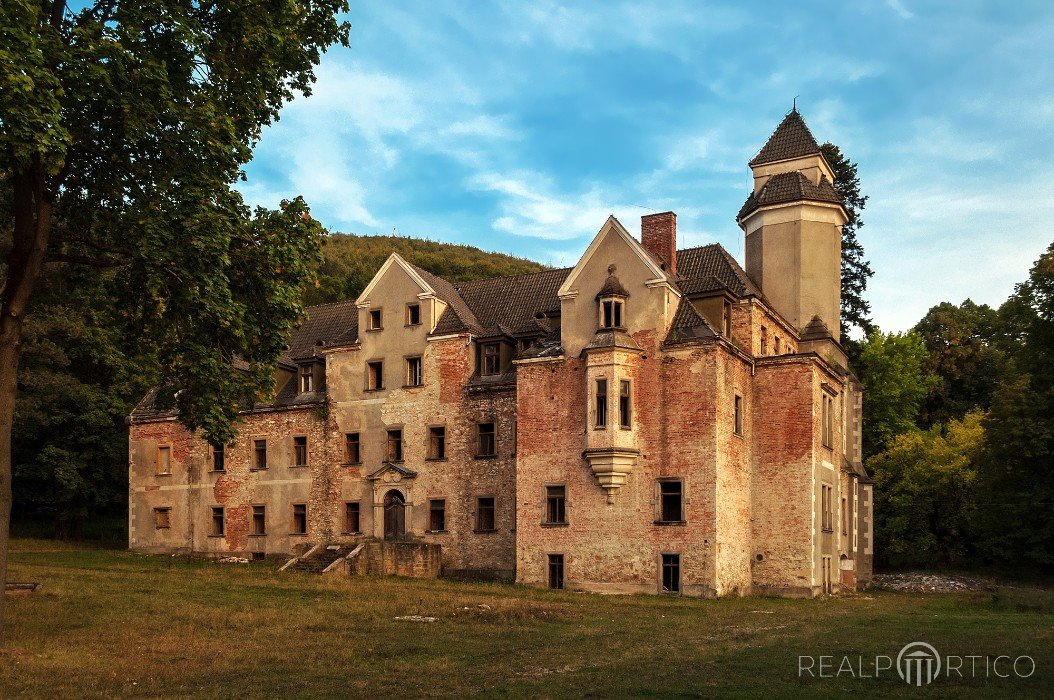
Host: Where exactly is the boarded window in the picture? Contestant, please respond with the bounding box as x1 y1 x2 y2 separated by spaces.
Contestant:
211 507 225 536
595 379 608 427
619 381 632 428
482 343 501 375
548 554 564 590
387 429 403 462
154 507 171 529
345 502 360 533
345 433 360 463
293 436 308 467
368 308 382 330
406 303 421 326
252 505 266 535
661 553 680 593
292 504 308 534
211 443 225 472
429 499 446 532
546 485 567 524
428 426 446 460
300 364 314 393
476 497 495 531
366 361 384 390
406 356 423 386
156 446 171 475
659 480 683 523
734 394 744 436
253 439 267 470
477 422 496 457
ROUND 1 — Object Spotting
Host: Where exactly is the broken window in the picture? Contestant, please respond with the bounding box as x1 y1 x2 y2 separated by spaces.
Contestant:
821 484 834 532
619 380 632 428
601 299 623 329
344 432 360 464
822 394 834 448
548 554 565 590
406 303 421 326
477 422 496 457
154 507 171 529
476 497 495 531
211 506 225 536
595 379 608 427
546 485 567 525
292 503 308 534
429 499 446 532
345 502 360 534
406 356 423 386
293 436 308 467
156 446 171 475
659 480 683 523
366 361 384 390
368 308 382 330
252 505 266 535
428 426 446 460
300 364 314 393
661 553 680 593
482 343 501 376
211 443 225 472
252 439 267 470
734 394 744 436
387 429 403 462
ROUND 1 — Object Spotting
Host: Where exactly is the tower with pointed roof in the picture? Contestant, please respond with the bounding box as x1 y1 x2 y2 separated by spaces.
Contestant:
737 110 848 341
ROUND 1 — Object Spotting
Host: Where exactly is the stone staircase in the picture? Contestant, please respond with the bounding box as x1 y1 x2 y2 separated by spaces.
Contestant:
280 543 357 574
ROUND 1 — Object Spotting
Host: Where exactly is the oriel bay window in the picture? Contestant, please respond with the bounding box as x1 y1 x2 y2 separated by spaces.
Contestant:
595 379 608 427
545 485 567 525
619 380 632 428
600 298 624 329
386 429 403 462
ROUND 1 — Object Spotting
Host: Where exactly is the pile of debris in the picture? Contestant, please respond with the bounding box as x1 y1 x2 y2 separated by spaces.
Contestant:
872 572 995 593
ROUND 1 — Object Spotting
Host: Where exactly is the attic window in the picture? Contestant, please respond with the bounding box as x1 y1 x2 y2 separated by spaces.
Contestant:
406 303 421 326
600 299 623 329
299 364 314 393
482 343 501 376
368 308 383 330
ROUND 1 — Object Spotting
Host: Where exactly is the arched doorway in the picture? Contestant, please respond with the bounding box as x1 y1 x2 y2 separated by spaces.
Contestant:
383 489 405 540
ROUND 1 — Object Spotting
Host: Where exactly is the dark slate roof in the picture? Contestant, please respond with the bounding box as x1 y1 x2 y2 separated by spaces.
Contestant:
596 266 630 299
737 171 843 221
676 244 762 297
583 329 643 353
285 300 359 361
665 297 719 344
436 267 571 338
749 110 822 166
801 315 834 341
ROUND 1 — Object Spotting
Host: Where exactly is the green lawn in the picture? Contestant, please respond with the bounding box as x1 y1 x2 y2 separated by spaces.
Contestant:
2 540 1052 698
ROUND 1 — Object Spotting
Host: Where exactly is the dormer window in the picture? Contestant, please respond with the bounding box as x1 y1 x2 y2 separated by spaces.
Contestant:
299 364 314 393
482 343 501 376
368 308 383 330
596 264 629 330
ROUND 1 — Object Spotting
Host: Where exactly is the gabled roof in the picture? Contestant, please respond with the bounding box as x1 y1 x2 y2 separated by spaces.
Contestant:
737 171 843 221
676 244 762 297
557 216 672 300
749 110 823 167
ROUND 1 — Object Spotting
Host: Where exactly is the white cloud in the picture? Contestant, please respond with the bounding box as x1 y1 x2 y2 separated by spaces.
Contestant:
886 0 915 20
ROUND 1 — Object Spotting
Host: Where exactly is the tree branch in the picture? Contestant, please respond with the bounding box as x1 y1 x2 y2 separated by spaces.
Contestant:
45 253 128 268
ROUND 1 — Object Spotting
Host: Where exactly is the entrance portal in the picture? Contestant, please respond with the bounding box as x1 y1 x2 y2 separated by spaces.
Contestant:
383 490 405 540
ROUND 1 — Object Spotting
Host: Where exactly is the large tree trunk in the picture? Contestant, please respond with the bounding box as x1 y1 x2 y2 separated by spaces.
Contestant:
0 161 52 647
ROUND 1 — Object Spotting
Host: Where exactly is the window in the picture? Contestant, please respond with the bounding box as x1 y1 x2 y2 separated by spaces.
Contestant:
662 554 681 593
344 432 360 464
429 499 446 532
293 436 308 467
821 484 833 532
822 394 834 448
292 503 308 534
386 429 403 462
548 554 565 590
345 502 360 534
545 485 567 525
252 439 267 470
211 506 225 536
658 480 683 523
368 308 382 330
211 443 225 472
406 303 421 326
476 497 495 531
841 497 849 537
619 380 632 429
734 394 744 436
156 446 171 475
722 300 732 337
761 325 768 355
252 505 266 535
366 361 384 390
299 364 314 393
406 356 423 387
428 426 446 460
482 343 501 376
774 335 781 354
601 299 623 329
154 507 171 529
595 379 608 427
477 422 496 457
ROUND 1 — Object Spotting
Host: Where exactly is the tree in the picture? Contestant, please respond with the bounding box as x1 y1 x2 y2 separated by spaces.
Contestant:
820 143 875 339
0 0 349 645
975 242 1054 570
869 412 983 569
914 300 1006 427
855 330 933 458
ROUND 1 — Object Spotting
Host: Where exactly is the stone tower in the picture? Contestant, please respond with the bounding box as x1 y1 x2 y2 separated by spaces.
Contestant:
737 110 847 340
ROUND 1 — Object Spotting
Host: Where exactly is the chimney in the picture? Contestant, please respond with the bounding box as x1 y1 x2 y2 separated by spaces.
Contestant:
641 211 677 275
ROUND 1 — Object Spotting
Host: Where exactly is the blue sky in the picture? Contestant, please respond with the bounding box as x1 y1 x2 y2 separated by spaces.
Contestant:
239 1 1054 333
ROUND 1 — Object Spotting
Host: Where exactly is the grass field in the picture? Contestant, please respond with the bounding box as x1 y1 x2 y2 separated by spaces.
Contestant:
2 540 1052 698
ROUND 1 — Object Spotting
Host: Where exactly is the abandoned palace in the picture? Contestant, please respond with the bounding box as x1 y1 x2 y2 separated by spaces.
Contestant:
129 110 873 597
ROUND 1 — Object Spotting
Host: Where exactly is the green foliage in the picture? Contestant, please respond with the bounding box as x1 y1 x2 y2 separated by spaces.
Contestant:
305 233 546 305
856 330 934 458
820 142 875 338
869 412 983 568
914 300 1006 427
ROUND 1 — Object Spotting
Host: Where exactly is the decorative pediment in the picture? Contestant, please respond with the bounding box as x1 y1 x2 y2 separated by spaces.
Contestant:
366 462 419 483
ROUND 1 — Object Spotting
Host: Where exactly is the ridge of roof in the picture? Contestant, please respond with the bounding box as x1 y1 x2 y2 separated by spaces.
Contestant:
749 110 823 167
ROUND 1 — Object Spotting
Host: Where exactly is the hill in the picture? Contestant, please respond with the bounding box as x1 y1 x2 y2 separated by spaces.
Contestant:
305 233 546 305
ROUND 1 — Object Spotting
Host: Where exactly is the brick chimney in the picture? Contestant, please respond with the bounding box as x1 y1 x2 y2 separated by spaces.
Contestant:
641 211 677 275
